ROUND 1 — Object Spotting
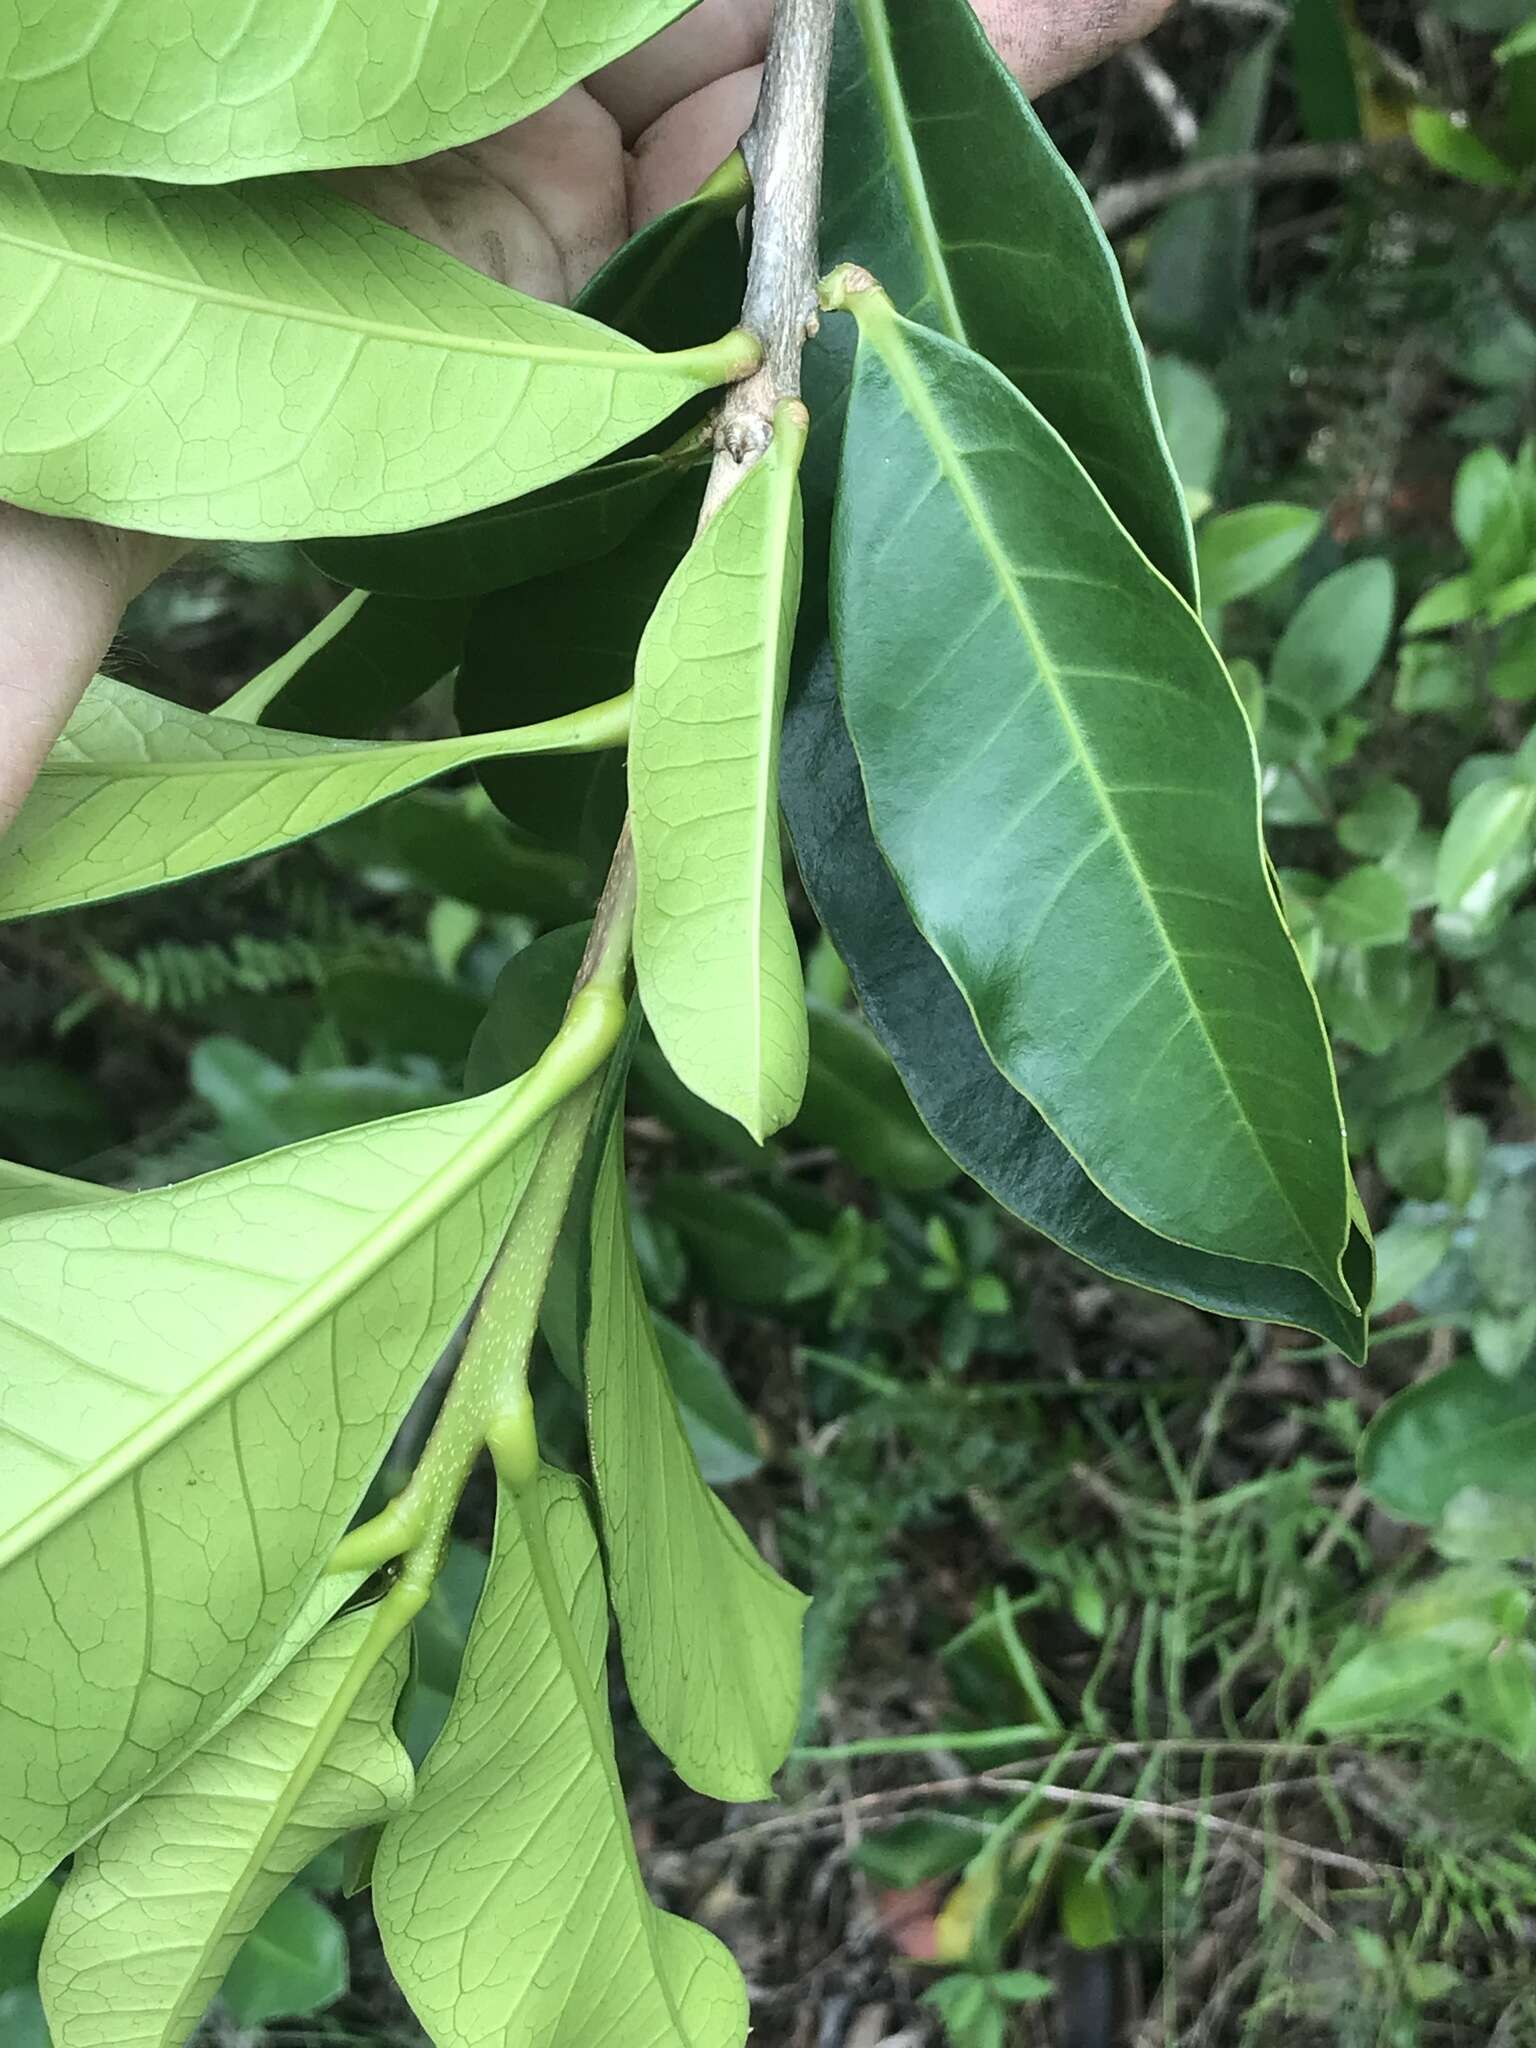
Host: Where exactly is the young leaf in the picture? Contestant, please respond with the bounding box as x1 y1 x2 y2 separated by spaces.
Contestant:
816 0 1193 598
1269 559 1397 715
0 1079 548 1911
779 646 1371 1357
1196 504 1321 607
40 1607 411 2048
373 1471 748 2048
830 291 1353 1298
0 170 755 541
0 674 627 918
631 403 810 1141
0 0 690 180
585 1131 805 1799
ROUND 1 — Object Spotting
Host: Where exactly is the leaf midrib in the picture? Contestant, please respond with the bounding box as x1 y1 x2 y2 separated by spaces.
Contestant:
858 308 1333 1280
0 211 707 376
852 0 966 343
0 1084 541 1569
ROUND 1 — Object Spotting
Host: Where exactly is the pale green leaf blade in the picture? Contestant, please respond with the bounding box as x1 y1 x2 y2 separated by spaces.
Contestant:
831 293 1352 1297
0 674 626 918
816 0 1194 599
1362 1359 1536 1526
0 0 688 181
0 170 754 541
40 1607 411 2048
373 1470 747 2048
0 1081 547 1911
631 403 809 1141
586 1131 805 1800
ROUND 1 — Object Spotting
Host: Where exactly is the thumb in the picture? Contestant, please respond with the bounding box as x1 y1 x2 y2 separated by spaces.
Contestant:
0 510 182 836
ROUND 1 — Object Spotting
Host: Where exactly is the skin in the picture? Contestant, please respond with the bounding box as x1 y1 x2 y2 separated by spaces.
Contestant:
0 0 1168 832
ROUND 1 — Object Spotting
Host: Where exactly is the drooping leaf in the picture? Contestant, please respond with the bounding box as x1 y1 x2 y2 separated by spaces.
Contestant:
0 673 626 918
40 1607 411 2048
374 1470 748 2048
0 0 691 180
585 1131 804 1799
815 0 1193 597
1270 560 1397 715
830 291 1353 1298
460 483 703 855
0 1077 548 1911
0 169 754 541
219 1888 349 2028
779 645 1370 1357
631 404 809 1142
1363 1360 1536 1526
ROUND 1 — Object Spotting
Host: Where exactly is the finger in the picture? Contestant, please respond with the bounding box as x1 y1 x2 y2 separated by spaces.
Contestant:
628 66 760 227
591 0 771 144
974 0 1174 95
0 511 180 836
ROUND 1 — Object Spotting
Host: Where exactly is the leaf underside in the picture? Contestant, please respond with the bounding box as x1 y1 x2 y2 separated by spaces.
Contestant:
0 1080 544 1911
631 406 810 1140
40 1607 411 2048
0 0 691 180
832 301 1352 1297
0 169 740 540
374 1470 748 2048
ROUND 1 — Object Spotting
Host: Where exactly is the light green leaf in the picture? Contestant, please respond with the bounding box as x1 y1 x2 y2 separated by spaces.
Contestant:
373 1470 748 2048
654 1318 763 1487
1302 1631 1494 1735
1196 503 1321 607
1316 865 1412 950
0 1077 547 1911
1402 574 1478 636
40 1607 411 2048
631 403 809 1141
1362 1359 1536 1524
1455 443 1529 590
1270 559 1396 714
220 1888 348 2027
1410 106 1520 187
815 0 1193 597
1148 356 1228 512
0 169 754 541
0 0 689 179
830 289 1353 1298
1337 781 1420 859
585 1132 805 1800
1435 776 1536 911
0 674 627 919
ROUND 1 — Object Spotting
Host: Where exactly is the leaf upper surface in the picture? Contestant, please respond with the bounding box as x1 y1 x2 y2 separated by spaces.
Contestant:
0 169 752 540
585 1131 805 1800
0 1082 544 1911
779 645 1370 1356
0 0 690 180
374 1471 747 2048
40 1608 411 2048
831 301 1352 1295
631 405 809 1140
0 674 626 918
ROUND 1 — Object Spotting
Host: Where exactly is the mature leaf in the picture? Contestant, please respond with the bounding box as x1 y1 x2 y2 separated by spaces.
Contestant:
795 998 956 1192
779 647 1370 1356
652 1176 828 1309
815 0 1193 597
1196 504 1320 607
0 0 690 180
632 405 809 1141
0 1077 547 1910
1362 1360 1536 1524
1436 777 1536 911
460 484 703 854
1316 866 1412 950
831 295 1353 1297
374 1470 747 2048
227 591 470 737
220 1888 349 2027
653 1318 763 1486
0 170 754 540
324 791 591 925
585 1132 804 1799
0 674 626 918
40 1607 410 2048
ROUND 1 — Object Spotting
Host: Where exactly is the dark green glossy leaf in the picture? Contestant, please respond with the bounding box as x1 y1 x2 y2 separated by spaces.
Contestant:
220 1888 348 2026
1292 0 1362 140
830 294 1354 1299
1363 1359 1536 1523
814 0 1192 597
779 646 1369 1357
325 966 485 1068
465 926 593 1097
324 791 590 924
652 1176 826 1309
578 152 749 356
794 999 954 1191
458 482 703 853
226 592 467 736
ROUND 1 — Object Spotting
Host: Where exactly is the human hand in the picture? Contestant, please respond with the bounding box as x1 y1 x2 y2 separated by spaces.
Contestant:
0 0 1169 831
